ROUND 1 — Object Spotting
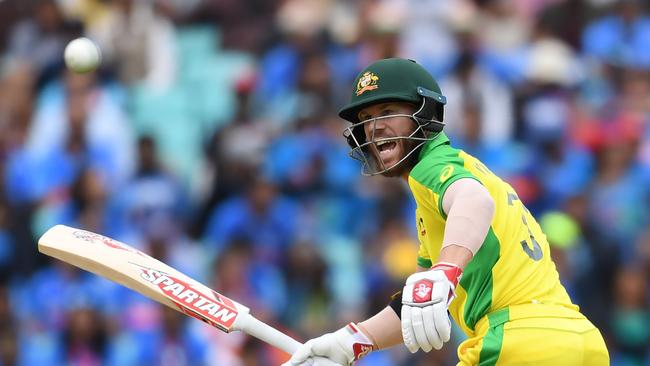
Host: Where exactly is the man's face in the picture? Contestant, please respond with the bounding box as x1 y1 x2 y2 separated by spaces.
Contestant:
358 102 419 177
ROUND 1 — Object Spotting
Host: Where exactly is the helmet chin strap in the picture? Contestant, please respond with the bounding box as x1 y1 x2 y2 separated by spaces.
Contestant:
344 98 443 176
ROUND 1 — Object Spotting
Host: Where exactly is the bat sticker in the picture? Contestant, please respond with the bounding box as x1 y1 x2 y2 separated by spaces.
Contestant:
73 230 145 256
134 264 239 331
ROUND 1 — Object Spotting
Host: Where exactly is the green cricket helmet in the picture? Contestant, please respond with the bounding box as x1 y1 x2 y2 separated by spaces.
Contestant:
339 58 447 175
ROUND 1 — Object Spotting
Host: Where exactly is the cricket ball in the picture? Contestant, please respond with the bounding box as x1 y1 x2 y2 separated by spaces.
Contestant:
64 37 101 73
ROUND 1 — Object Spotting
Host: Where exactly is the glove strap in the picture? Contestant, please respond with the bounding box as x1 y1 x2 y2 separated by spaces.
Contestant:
431 262 463 304
431 262 463 287
346 322 375 361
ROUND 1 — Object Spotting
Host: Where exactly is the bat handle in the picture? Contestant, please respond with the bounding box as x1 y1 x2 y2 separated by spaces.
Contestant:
238 315 343 365
239 314 302 354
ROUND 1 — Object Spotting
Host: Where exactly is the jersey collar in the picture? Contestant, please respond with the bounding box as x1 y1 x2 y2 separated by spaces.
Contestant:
417 132 450 161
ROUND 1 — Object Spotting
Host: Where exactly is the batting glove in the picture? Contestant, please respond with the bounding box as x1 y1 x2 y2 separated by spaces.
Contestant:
282 323 375 366
401 262 462 353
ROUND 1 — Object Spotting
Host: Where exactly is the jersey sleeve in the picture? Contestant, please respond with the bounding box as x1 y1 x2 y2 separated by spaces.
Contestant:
409 153 481 217
417 243 432 268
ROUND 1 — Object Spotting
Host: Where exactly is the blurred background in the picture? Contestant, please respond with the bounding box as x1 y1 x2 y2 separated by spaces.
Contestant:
0 0 649 365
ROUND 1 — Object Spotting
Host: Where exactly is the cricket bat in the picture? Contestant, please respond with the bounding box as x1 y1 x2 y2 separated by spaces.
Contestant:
37 224 301 355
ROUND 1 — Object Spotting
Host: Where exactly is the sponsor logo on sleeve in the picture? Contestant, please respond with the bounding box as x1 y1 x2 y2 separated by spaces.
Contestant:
418 217 426 236
440 165 454 183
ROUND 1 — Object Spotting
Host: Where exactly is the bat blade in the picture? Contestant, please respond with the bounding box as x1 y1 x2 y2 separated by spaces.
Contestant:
38 225 246 332
37 225 302 355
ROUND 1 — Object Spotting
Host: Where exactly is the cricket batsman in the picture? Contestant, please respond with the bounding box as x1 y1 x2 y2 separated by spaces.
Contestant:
283 58 610 365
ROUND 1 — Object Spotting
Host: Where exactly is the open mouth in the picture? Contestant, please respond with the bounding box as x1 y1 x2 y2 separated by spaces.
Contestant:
376 140 397 159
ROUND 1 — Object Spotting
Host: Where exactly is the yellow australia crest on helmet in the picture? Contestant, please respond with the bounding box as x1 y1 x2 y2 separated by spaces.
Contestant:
355 72 379 96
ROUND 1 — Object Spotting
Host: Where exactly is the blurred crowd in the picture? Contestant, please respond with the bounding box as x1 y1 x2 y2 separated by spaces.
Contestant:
0 0 649 365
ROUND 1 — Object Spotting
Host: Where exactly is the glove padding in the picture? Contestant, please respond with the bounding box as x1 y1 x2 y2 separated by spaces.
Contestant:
401 262 462 353
282 323 374 366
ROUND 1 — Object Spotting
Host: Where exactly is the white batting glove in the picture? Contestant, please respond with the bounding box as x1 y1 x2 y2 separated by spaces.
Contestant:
401 262 462 353
282 323 375 366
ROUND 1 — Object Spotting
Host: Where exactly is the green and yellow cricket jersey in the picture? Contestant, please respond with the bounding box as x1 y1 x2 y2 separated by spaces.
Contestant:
408 133 577 337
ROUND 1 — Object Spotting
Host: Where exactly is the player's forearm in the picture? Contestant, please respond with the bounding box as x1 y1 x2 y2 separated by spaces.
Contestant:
437 244 473 269
358 306 403 350
440 179 495 268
